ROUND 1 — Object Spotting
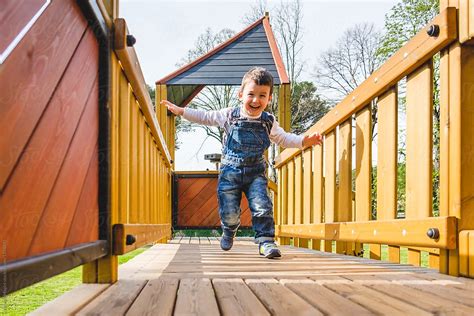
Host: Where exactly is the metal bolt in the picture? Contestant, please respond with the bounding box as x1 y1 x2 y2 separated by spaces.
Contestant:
427 25 440 37
126 34 137 47
426 228 440 240
126 234 136 245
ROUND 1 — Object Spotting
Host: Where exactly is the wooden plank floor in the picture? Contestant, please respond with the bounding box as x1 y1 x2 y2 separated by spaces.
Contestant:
36 238 474 315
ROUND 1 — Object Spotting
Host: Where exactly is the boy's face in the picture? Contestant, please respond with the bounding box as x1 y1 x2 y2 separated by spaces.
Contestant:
239 81 272 117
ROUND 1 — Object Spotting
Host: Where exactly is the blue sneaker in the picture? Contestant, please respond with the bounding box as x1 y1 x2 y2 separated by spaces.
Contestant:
259 241 281 259
220 235 234 251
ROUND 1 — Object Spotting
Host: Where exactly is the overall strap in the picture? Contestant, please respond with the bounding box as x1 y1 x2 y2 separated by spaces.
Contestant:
260 111 275 136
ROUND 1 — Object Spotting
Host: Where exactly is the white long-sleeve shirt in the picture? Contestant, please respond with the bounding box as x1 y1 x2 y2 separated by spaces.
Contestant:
183 107 304 149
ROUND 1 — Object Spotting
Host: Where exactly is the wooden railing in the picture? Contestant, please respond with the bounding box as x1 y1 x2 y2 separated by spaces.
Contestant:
274 6 474 277
83 17 173 283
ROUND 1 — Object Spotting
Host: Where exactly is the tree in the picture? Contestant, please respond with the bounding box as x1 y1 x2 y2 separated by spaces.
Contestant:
290 81 330 135
377 0 440 215
313 23 383 104
377 0 439 61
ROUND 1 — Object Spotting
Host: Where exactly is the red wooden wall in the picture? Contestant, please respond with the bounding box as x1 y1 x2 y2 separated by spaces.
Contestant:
174 174 252 228
0 0 99 262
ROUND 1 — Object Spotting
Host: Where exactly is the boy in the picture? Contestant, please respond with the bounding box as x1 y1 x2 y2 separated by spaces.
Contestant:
161 67 322 258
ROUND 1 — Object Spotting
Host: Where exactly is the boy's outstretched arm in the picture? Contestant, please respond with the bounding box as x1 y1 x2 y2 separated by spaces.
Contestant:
161 100 184 116
302 132 323 148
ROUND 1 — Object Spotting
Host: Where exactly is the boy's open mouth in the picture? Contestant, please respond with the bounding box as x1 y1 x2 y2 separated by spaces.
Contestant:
249 104 260 109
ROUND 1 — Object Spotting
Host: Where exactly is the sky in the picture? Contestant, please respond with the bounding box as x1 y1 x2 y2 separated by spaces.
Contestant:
120 0 398 170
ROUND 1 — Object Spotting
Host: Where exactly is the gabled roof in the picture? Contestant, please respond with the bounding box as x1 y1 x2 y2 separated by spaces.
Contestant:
156 15 289 107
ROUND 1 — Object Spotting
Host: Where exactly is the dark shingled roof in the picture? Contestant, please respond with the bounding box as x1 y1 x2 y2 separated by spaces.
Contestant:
156 15 288 107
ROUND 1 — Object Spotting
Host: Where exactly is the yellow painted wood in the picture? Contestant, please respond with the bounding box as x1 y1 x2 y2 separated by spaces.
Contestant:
406 61 433 264
280 165 290 245
299 149 312 249
275 216 457 249
114 20 171 165
377 87 398 221
439 50 450 218
355 107 372 222
138 117 145 224
145 131 150 223
408 248 421 267
406 61 433 219
370 244 381 260
278 83 291 133
287 160 295 226
388 245 400 263
118 73 130 224
429 253 440 270
274 8 457 168
337 120 352 254
294 154 305 247
294 155 303 226
312 144 323 250
129 103 139 223
459 0 474 43
324 131 336 224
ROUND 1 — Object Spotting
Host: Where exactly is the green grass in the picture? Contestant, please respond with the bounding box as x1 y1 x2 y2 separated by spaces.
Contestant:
288 239 430 267
2 246 151 316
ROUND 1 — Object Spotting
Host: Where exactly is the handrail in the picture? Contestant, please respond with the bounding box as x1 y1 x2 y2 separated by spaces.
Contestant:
275 7 457 168
114 18 172 167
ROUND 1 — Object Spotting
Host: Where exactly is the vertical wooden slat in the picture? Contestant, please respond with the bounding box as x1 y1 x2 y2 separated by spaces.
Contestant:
145 130 150 224
439 47 450 274
406 61 433 220
337 120 352 254
287 160 295 227
118 74 130 224
377 87 399 262
355 106 372 222
294 154 303 247
312 144 323 251
355 106 371 258
138 116 144 223
129 103 139 223
406 62 433 267
280 165 290 245
301 148 312 249
324 131 336 252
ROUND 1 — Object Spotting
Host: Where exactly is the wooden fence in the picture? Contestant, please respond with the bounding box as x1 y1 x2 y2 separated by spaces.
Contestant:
274 5 474 277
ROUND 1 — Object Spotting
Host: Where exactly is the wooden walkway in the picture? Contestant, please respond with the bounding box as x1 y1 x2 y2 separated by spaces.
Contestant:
34 238 474 315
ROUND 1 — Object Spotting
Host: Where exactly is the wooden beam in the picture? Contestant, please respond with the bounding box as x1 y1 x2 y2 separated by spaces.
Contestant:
113 224 171 255
274 8 457 168
114 19 171 167
276 216 457 249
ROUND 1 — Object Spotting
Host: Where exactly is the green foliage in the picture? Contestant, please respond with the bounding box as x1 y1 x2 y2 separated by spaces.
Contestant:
290 81 330 134
377 0 439 61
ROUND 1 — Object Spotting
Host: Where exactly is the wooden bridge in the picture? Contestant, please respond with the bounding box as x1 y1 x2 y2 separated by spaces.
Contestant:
1 0 474 314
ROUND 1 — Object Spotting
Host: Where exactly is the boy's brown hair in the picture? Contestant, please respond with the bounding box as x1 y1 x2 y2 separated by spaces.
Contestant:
240 67 274 94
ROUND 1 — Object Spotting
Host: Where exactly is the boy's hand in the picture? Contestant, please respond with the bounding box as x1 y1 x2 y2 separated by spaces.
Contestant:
302 132 323 148
160 100 184 116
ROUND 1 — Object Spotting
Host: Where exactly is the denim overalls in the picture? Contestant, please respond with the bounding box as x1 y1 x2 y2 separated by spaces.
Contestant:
218 107 275 243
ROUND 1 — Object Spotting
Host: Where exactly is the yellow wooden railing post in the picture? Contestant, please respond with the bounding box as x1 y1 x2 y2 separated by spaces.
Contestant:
439 0 474 277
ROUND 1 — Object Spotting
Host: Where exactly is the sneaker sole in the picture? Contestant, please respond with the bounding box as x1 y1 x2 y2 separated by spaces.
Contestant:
262 250 281 259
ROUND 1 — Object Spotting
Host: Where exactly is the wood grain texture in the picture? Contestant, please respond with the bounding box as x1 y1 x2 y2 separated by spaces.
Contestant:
0 0 45 53
28 76 99 255
174 278 220 316
175 176 252 227
0 28 99 261
0 0 88 189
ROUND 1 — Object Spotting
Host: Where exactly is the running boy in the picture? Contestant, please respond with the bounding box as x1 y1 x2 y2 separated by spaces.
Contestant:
161 67 322 258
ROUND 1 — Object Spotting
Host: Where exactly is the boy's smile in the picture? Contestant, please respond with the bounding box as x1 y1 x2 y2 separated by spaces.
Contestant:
239 81 272 117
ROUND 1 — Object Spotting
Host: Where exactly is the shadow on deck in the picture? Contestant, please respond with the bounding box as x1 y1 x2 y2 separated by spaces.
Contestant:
33 238 474 315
